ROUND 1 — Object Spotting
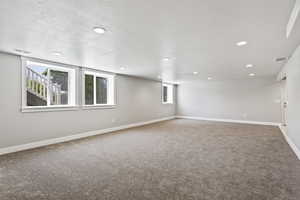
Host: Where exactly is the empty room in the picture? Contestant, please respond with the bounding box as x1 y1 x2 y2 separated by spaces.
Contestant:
1 0 300 199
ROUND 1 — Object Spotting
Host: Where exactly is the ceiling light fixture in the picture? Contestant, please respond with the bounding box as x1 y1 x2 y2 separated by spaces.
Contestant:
163 58 170 61
249 73 255 77
207 77 212 80
246 64 253 68
236 41 247 46
120 67 125 70
93 27 106 34
52 51 62 56
193 71 198 75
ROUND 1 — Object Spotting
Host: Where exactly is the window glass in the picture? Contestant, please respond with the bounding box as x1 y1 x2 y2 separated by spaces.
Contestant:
163 86 168 103
85 74 94 105
49 70 68 105
26 64 48 106
96 77 108 104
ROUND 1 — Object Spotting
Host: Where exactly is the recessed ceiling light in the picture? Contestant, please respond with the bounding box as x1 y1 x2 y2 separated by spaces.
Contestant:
52 51 62 56
246 64 253 68
120 67 125 70
236 41 247 46
93 27 106 34
163 58 170 61
207 77 212 80
249 73 255 77
15 49 31 54
193 71 198 75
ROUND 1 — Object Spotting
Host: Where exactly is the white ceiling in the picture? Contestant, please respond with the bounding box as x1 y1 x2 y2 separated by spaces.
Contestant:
0 0 300 83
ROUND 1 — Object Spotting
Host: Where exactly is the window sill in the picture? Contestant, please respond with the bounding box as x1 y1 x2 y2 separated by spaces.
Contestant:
82 104 116 110
21 105 79 113
162 102 174 105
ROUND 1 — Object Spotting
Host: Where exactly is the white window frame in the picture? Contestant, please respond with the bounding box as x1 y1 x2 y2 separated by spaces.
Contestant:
162 83 174 104
82 70 116 108
21 57 78 112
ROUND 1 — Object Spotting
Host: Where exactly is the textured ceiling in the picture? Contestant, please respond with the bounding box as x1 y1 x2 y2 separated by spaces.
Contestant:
0 0 300 83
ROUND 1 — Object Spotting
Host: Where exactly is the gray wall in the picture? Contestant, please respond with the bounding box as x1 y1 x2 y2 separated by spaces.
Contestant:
177 78 281 123
279 45 300 150
0 52 176 149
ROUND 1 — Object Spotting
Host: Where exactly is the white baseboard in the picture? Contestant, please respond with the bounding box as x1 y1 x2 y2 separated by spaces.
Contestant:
176 115 299 160
176 116 280 126
0 116 175 156
3 115 298 161
278 124 300 160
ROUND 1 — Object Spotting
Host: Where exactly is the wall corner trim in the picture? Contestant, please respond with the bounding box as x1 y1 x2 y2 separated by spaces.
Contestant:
175 116 280 126
0 116 176 156
278 124 300 160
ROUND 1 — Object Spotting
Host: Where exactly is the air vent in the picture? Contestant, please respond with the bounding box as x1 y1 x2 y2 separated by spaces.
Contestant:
275 57 288 62
15 49 31 54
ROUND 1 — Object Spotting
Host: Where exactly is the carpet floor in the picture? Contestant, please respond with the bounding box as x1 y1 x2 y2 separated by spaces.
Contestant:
0 119 300 200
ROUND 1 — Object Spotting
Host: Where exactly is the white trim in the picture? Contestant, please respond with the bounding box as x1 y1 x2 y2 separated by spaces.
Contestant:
162 83 174 104
21 57 27 109
82 104 116 110
278 124 300 160
0 116 175 156
175 116 280 126
21 105 79 113
21 56 78 70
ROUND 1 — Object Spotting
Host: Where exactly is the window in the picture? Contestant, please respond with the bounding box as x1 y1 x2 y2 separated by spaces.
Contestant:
162 83 174 104
83 71 115 106
22 59 76 110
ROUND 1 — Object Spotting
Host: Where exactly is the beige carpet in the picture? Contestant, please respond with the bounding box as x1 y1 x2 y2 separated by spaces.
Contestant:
0 119 300 200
